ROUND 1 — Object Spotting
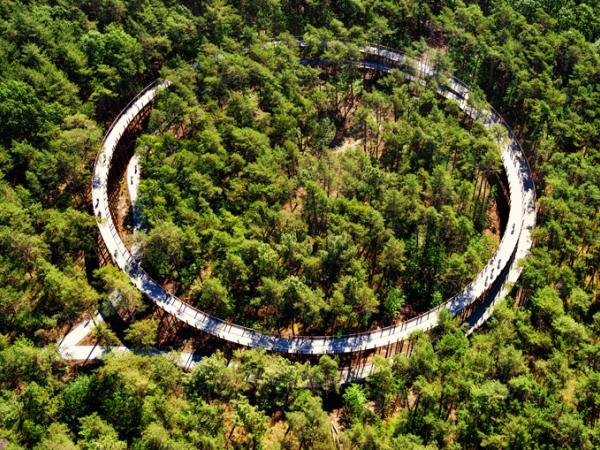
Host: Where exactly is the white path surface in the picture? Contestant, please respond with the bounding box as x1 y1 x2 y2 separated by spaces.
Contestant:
57 312 368 382
58 313 203 371
58 311 105 349
89 45 536 357
60 344 202 371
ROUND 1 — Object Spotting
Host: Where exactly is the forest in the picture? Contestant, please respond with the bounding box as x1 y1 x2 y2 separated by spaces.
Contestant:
0 0 598 448
137 43 501 334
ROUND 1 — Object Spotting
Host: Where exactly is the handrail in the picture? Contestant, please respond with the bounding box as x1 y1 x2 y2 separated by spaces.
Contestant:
93 80 164 173
91 42 535 354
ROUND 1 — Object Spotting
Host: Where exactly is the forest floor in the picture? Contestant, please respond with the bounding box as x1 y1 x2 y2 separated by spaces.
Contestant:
484 197 501 245
115 175 134 249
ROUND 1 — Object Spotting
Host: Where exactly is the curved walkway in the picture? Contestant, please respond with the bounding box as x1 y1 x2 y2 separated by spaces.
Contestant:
91 44 536 355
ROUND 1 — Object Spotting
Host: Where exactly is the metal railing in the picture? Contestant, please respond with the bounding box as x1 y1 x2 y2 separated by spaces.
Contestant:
91 43 536 354
93 80 166 176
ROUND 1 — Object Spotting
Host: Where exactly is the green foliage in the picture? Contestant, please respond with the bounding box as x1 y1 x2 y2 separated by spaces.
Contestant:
231 396 268 448
90 324 120 348
286 390 334 449
197 277 232 317
0 80 53 147
96 265 144 315
78 413 127 450
187 352 244 402
343 384 369 424
138 38 502 334
383 286 406 321
0 338 65 389
0 0 597 448
125 318 159 350
61 375 94 428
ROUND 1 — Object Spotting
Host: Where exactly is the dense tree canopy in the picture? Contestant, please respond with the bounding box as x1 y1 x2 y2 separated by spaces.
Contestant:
0 0 597 448
137 42 501 334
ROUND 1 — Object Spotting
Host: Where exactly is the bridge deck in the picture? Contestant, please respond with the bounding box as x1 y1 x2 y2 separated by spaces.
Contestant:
91 45 536 355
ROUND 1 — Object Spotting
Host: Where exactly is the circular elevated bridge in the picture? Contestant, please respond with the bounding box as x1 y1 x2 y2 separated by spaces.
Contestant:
92 43 536 356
